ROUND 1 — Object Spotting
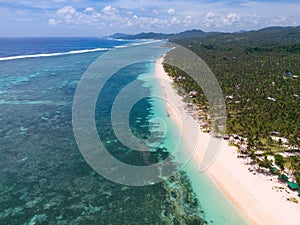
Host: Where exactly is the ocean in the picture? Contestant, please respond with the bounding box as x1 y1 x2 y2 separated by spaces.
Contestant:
0 37 246 224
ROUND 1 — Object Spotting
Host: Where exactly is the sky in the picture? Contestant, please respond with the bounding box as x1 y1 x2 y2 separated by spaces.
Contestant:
0 0 299 37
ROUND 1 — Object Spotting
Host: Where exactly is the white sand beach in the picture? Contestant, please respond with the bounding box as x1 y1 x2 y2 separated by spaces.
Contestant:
155 56 300 225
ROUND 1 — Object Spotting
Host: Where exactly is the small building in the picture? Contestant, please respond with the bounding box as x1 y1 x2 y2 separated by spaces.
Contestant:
228 136 235 143
240 145 247 154
278 174 289 182
177 76 183 81
285 71 292 77
287 182 300 190
269 131 279 136
226 95 234 100
177 76 186 81
267 97 276 102
270 167 279 174
189 90 197 98
233 134 240 140
223 134 230 140
271 136 287 143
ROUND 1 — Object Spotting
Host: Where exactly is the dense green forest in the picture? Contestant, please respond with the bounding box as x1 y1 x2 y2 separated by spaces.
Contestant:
163 27 300 184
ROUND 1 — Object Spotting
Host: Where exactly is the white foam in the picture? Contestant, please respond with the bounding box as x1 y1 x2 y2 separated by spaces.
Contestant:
115 45 129 49
0 48 110 61
0 40 162 62
131 40 161 46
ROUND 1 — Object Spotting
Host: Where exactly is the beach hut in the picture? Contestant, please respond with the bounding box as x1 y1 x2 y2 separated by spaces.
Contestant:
189 90 197 98
287 182 300 190
226 95 234 100
285 71 292 77
269 131 279 136
240 145 247 154
267 97 276 102
278 174 289 182
233 134 240 140
271 167 279 174
223 134 230 140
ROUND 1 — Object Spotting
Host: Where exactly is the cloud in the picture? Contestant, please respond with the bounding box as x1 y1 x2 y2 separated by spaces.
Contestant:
168 8 175 15
48 18 61 26
127 15 139 26
3 0 299 36
57 6 76 15
206 12 215 19
85 7 95 13
152 9 159 15
222 13 240 25
46 2 300 34
50 5 116 26
171 17 179 24
54 6 79 25
183 16 193 25
48 5 174 31
102 5 118 16
127 14 168 29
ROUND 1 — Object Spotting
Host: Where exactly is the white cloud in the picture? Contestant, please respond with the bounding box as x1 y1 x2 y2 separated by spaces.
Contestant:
206 12 215 19
128 14 139 26
43 1 300 35
101 5 120 21
127 14 168 29
57 6 76 15
55 6 79 25
183 16 193 25
202 12 241 28
50 5 119 28
127 15 137 26
4 0 300 34
168 8 175 15
152 9 159 15
48 18 60 26
222 13 240 25
102 5 118 15
228 13 239 22
171 17 179 24
85 7 94 12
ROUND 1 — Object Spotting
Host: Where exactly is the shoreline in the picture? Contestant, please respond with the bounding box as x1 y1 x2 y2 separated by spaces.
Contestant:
155 55 300 225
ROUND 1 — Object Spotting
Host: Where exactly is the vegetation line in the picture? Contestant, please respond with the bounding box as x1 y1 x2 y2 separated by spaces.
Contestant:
162 27 300 192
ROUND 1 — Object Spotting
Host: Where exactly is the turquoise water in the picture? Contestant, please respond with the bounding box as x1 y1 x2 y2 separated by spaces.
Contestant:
0 38 203 224
138 63 182 157
0 37 248 224
143 58 249 225
182 159 250 225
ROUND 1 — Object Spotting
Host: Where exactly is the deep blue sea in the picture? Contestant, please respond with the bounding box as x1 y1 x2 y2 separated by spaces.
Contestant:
0 38 206 224
0 37 124 59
